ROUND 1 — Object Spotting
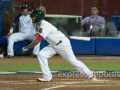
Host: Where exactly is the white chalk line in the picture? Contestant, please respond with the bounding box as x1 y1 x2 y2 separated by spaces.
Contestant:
0 79 119 90
41 82 80 90
0 79 118 90
40 80 115 90
41 83 120 90
41 85 67 90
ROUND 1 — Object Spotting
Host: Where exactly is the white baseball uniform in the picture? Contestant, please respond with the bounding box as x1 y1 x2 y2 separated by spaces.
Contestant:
36 20 93 80
7 13 40 56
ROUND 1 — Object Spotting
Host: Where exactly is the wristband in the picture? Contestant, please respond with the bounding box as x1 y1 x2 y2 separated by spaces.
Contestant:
10 28 13 33
11 23 16 28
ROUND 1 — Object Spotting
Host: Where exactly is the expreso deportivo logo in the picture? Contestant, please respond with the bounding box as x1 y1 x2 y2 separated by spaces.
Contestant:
52 71 120 79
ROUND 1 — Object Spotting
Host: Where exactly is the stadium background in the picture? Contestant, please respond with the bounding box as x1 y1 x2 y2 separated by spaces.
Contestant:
0 0 120 56
0 1 120 89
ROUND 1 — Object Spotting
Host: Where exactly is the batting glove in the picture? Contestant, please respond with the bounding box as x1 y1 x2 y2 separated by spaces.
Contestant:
21 47 29 53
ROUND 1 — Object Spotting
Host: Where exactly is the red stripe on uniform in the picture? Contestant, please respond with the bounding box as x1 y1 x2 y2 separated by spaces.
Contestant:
35 33 43 41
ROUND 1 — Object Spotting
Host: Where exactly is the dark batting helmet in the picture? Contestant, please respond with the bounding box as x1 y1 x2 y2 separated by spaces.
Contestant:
21 2 30 11
30 9 45 22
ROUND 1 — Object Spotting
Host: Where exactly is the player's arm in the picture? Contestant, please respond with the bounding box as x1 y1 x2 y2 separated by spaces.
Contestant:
22 33 43 53
27 33 42 49
100 18 106 29
7 13 22 37
81 17 88 25
94 18 106 31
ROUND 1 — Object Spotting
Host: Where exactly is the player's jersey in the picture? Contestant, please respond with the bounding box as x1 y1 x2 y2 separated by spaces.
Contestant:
19 14 33 33
37 20 66 46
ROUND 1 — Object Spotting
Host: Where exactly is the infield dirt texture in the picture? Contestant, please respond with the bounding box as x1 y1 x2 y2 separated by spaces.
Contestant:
0 55 120 90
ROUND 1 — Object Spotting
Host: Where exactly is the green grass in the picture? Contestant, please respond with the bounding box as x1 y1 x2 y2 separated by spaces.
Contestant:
0 64 40 71
0 62 120 72
85 63 120 70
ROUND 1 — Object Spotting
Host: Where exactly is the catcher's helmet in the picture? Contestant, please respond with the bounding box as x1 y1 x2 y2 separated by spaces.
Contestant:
30 9 45 22
21 2 30 11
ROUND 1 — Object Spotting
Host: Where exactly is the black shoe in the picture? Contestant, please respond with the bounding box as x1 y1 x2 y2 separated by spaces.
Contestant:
6 55 14 58
33 55 37 58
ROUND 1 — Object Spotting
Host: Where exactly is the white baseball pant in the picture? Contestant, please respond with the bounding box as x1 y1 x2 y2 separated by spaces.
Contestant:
7 32 40 56
37 38 93 80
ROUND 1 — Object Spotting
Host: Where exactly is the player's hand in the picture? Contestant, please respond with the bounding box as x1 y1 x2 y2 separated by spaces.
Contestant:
94 26 100 31
21 47 29 53
7 32 13 37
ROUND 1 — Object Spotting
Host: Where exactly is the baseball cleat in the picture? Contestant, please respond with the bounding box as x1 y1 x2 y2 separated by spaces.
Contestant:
6 55 14 58
37 77 52 82
33 55 37 58
90 75 97 81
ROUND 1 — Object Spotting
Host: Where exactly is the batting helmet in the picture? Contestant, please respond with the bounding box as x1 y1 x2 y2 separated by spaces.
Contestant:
30 9 45 22
21 2 30 11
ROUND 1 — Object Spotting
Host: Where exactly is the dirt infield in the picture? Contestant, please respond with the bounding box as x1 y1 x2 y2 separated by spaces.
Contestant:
0 74 120 90
0 55 120 90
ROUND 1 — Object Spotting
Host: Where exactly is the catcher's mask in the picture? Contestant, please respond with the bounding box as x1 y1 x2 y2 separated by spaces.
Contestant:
21 2 30 11
30 9 45 23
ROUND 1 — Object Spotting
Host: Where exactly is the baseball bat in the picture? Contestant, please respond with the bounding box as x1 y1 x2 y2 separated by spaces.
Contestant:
67 36 90 41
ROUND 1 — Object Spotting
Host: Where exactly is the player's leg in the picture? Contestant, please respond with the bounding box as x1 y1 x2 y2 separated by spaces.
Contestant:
37 45 56 81
7 33 25 57
91 30 100 37
33 42 40 56
54 38 94 79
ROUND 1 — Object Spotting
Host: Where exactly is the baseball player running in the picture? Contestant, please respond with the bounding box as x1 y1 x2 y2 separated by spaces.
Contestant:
7 2 40 58
22 9 97 82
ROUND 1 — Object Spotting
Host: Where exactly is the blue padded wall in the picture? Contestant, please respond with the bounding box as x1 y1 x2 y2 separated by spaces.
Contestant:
0 36 8 46
0 0 2 36
110 16 120 31
14 40 45 55
96 38 120 55
45 40 49 47
14 40 31 55
44 38 95 55
7 37 120 55
69 38 95 54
